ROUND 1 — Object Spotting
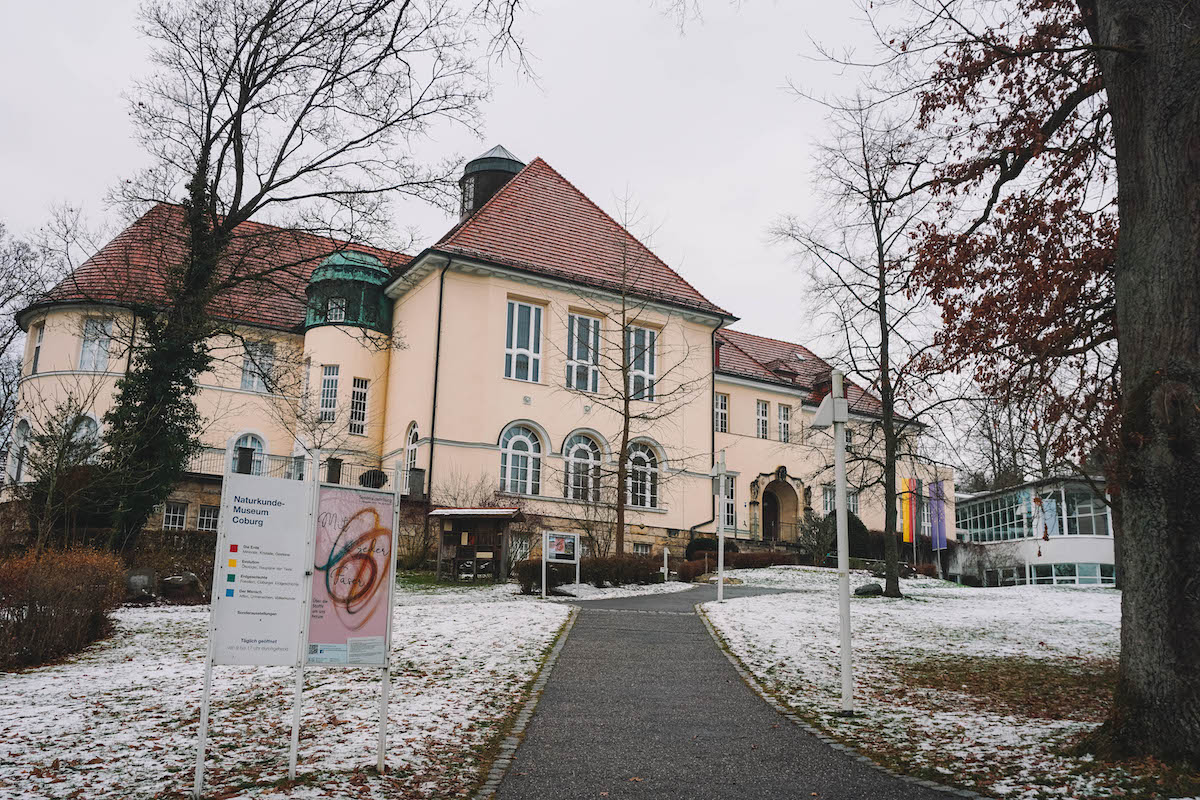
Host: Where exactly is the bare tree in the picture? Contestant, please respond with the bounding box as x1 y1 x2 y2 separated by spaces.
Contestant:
773 99 946 598
99 0 524 549
549 198 709 554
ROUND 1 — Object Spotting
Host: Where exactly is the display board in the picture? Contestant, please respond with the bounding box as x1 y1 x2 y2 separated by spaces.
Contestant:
211 473 312 666
545 531 579 564
307 485 397 667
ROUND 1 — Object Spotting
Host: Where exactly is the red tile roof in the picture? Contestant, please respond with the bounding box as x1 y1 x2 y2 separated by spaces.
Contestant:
715 328 885 416
432 158 730 317
27 203 411 331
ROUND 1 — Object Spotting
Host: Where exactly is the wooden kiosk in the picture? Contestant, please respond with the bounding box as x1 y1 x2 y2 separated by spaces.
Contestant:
430 507 524 582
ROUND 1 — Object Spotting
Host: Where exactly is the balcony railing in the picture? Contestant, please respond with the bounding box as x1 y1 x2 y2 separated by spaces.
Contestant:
185 446 420 494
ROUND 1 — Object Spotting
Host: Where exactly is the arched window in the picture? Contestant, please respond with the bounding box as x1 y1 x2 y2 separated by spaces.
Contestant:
72 416 100 463
231 433 265 475
500 424 541 496
563 434 601 502
404 423 419 493
9 420 30 483
627 442 659 509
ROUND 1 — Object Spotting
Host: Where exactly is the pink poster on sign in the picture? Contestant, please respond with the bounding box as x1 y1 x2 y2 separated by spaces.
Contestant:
307 486 395 666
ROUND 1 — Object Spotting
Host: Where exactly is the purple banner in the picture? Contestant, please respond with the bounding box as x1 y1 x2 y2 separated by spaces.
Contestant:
931 481 948 551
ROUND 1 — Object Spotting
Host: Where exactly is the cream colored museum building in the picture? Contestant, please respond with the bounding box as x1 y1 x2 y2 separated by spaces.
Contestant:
10 146 954 554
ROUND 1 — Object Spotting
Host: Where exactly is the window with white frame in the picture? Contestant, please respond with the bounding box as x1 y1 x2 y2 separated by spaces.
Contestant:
327 296 347 323
9 419 30 483
566 313 600 392
162 501 188 530
349 378 368 435
319 365 339 421
404 423 419 493
722 475 736 530
625 325 657 401
756 400 769 439
240 341 275 393
197 505 220 532
633 542 651 556
500 424 542 495
822 485 859 516
845 428 855 452
1065 487 1109 535
921 497 932 537
627 442 659 508
29 322 44 375
79 318 112 371
231 433 265 475
505 300 543 382
563 433 601 501
714 393 728 433
72 415 100 463
778 404 790 442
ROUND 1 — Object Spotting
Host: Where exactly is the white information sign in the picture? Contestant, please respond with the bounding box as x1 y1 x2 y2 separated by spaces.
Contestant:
211 473 312 666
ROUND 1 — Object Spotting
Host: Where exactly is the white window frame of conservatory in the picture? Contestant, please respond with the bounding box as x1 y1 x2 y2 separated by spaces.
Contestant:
504 299 543 383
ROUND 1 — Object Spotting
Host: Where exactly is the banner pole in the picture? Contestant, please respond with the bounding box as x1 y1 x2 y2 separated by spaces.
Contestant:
193 442 236 798
541 531 547 600
288 447 320 781
377 463 402 773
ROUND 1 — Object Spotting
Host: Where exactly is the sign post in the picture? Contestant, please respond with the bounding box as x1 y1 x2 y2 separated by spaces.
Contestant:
812 371 854 715
288 448 320 780
194 445 314 798
542 531 580 598
662 547 669 581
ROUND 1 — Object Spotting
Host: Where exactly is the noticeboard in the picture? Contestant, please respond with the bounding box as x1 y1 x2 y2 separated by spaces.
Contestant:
545 531 579 564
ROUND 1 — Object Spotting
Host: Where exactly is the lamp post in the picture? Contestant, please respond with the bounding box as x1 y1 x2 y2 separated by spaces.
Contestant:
709 450 728 602
812 371 854 715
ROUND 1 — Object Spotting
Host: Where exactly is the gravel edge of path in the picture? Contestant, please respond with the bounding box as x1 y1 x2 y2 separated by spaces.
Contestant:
472 605 580 800
694 602 983 800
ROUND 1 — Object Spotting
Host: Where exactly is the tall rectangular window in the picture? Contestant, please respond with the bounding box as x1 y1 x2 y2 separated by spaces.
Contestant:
327 296 347 323
349 377 369 435
756 400 769 439
505 300 542 382
566 313 600 392
626 325 657 400
79 318 112 371
823 486 860 516
162 501 188 531
714 393 728 433
320 365 339 421
29 322 44 375
722 476 736 530
778 404 790 442
240 341 275 393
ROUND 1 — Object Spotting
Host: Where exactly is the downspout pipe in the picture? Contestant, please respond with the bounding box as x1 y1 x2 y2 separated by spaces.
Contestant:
688 329 720 540
426 264 450 498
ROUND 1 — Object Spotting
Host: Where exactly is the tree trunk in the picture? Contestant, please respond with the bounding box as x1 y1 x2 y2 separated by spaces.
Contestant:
1081 0 1200 763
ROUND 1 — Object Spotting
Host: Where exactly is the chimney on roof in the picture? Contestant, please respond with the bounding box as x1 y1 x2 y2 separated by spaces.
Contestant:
459 145 524 220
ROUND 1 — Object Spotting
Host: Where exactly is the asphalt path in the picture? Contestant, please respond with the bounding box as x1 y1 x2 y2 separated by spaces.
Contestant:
493 583 956 800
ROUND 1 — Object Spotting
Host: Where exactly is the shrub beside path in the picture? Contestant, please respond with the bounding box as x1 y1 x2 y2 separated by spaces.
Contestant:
492 585 957 800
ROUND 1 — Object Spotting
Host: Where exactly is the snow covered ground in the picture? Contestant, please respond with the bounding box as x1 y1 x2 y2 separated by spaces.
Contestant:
550 581 695 601
705 566 1131 799
0 588 568 799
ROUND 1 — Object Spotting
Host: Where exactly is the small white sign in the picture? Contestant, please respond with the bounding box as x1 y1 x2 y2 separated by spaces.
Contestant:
211 474 311 666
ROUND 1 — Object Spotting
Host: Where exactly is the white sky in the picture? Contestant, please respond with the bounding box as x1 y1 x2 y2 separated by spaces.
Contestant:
0 0 873 351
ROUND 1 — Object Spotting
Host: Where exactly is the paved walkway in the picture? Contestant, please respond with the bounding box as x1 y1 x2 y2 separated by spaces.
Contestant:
494 584 954 800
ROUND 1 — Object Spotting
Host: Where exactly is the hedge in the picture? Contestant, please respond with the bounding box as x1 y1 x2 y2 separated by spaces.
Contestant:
0 547 124 669
678 550 800 582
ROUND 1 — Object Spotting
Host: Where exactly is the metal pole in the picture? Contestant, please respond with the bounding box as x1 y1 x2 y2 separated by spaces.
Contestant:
832 371 853 715
541 531 548 600
663 546 669 581
377 462 402 773
717 450 726 603
193 441 237 798
575 540 580 586
288 447 321 780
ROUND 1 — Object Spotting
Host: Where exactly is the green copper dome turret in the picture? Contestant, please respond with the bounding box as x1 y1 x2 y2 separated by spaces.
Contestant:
304 251 393 334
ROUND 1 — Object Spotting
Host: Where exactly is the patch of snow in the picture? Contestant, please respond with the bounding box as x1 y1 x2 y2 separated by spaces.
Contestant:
704 565 1124 800
0 592 568 799
550 581 696 601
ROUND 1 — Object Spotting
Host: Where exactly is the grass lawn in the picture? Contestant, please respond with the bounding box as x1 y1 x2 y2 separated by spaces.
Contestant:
704 565 1200 800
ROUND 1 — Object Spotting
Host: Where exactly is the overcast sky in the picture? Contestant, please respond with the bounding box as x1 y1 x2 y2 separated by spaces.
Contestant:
0 0 873 352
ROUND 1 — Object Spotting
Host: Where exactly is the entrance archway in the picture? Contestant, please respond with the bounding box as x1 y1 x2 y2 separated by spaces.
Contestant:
762 479 800 542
